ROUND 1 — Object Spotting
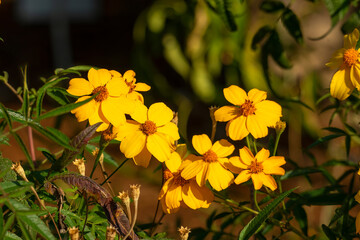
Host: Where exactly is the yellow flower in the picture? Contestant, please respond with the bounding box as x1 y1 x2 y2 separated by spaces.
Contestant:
67 68 135 131
229 147 285 190
109 70 150 103
214 86 282 140
181 134 235 191
159 160 214 214
326 28 360 100
115 102 180 168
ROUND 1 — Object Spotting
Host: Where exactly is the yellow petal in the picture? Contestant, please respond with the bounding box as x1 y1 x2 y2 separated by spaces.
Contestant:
227 116 249 141
344 28 359 49
182 181 213 209
88 68 111 87
251 173 263 190
255 148 270 163
227 156 247 173
114 120 140 141
135 82 151 92
159 178 173 200
259 172 277 191
234 170 251 185
211 139 234 158
246 114 268 139
254 100 282 128
356 211 360 234
207 162 233 191
88 105 109 131
109 70 122 77
350 64 360 90
123 70 136 83
128 92 144 103
264 156 286 167
106 77 129 96
148 102 174 126
147 133 172 162
248 88 267 104
214 106 239 122
133 146 152 168
120 131 146 158
101 98 127 127
181 160 205 180
71 96 96 122
262 166 285 176
239 147 254 165
130 103 148 123
330 68 354 100
67 78 93 96
196 162 209 186
192 134 212 155
326 49 345 69
176 144 188 159
165 152 182 173
224 85 247 106
157 122 180 141
165 183 182 209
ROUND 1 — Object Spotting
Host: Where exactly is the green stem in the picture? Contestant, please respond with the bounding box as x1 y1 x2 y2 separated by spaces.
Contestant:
89 145 106 178
100 158 129 186
253 190 261 211
246 135 252 152
273 132 281 156
252 137 258 154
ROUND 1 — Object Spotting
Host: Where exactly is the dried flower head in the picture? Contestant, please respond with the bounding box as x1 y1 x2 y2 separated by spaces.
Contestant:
106 225 117 240
274 120 286 135
178 226 191 240
130 184 141 202
118 191 130 207
102 127 117 142
73 158 86 176
69 227 79 240
11 162 28 181
92 147 99 156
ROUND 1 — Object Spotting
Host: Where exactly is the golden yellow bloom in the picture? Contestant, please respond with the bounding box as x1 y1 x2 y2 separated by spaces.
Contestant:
159 159 214 214
110 70 151 103
67 68 135 131
214 86 282 140
326 28 360 100
229 147 285 190
181 134 235 191
115 102 180 167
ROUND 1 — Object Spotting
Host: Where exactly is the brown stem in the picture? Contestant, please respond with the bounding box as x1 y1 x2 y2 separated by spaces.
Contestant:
28 126 36 162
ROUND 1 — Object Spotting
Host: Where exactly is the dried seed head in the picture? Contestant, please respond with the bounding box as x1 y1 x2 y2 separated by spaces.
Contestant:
178 226 191 240
69 227 79 240
92 148 99 156
11 162 28 181
118 191 130 206
106 225 117 240
130 184 141 202
73 158 86 176
102 127 117 142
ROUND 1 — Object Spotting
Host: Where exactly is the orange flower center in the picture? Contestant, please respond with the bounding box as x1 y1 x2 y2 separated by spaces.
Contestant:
249 160 263 174
140 120 157 135
163 169 174 181
92 86 109 102
343 48 359 67
203 150 217 162
173 173 189 186
240 99 256 117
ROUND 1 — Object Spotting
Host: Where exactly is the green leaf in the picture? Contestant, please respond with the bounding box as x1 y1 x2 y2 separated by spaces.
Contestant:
307 134 344 149
323 0 350 27
0 154 16 181
280 167 321 180
281 8 303 44
251 25 273 50
7 199 56 240
1 214 15 239
47 87 71 105
341 12 360 35
0 103 13 130
321 159 357 167
322 224 337 240
37 94 95 121
323 127 346 134
4 231 23 240
345 135 351 158
0 181 33 195
35 77 69 118
265 31 292 69
214 0 237 31
238 188 296 240
11 132 34 170
260 0 285 13
292 205 308 236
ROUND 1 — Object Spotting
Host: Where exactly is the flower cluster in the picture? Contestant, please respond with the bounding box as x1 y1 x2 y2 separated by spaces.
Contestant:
68 70 286 214
326 28 360 100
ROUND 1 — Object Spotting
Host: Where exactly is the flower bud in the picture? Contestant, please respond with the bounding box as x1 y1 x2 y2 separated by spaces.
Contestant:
274 120 286 135
11 162 28 181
